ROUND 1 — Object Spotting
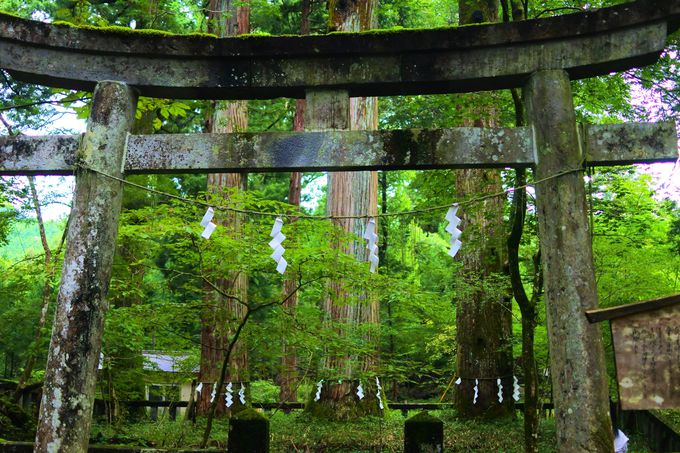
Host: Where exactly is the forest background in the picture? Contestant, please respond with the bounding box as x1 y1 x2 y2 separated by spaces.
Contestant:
0 0 678 450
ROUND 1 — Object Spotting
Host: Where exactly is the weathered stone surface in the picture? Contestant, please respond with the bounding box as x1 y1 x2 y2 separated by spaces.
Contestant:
0 135 79 174
0 1 678 99
524 70 613 453
34 82 137 453
583 122 679 165
126 127 532 172
0 122 675 175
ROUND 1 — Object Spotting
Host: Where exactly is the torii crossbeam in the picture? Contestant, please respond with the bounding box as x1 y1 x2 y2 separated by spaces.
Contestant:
1 1 679 452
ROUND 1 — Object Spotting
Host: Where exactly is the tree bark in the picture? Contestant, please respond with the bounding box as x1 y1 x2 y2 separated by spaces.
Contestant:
304 0 381 419
503 4 540 448
197 0 250 416
278 0 311 404
524 69 613 453
508 167 541 453
454 0 513 419
35 81 137 453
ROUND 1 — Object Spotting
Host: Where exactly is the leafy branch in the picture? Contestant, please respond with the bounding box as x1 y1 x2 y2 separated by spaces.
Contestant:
200 273 329 448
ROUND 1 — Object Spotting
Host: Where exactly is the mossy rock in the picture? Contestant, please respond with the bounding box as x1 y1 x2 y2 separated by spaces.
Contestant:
404 411 444 453
227 408 269 453
0 397 35 441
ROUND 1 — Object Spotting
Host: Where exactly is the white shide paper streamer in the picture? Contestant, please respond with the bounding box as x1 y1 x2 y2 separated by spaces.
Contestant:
269 217 287 274
314 380 323 402
497 378 504 403
239 383 246 405
210 382 217 403
455 377 462 385
473 379 479 405
363 218 379 273
513 376 521 402
375 377 384 410
225 382 233 408
201 207 217 239
200 207 214 227
445 204 463 258
195 382 203 398
357 382 365 400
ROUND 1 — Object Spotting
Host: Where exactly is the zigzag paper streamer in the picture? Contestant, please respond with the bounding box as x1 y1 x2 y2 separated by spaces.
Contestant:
195 382 203 397
513 376 521 402
497 378 504 403
473 379 479 405
239 383 246 405
201 208 217 239
202 222 216 239
455 377 462 385
357 382 365 400
210 382 217 403
314 380 323 402
445 204 463 258
225 382 233 407
363 218 379 273
269 217 287 274
375 377 384 410
201 208 214 227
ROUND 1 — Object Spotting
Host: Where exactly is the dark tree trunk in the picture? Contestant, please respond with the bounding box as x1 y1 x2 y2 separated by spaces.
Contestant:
197 0 250 416
508 167 542 453
454 0 514 419
278 0 311 404
304 0 382 420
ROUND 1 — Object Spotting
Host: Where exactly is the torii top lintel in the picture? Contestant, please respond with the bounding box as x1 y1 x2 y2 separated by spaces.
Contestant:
1 0 679 100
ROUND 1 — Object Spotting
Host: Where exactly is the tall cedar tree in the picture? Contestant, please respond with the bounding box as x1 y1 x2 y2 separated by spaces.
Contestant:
306 0 382 419
454 0 514 418
197 0 250 416
279 0 311 404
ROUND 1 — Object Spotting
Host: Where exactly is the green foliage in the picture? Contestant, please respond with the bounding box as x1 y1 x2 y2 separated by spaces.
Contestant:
0 206 16 250
0 256 56 379
591 169 680 305
87 409 659 452
379 0 458 28
0 0 679 447
250 0 328 35
0 396 35 441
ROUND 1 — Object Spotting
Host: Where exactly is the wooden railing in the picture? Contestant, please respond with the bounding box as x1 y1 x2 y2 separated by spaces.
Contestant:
93 399 556 419
91 399 680 452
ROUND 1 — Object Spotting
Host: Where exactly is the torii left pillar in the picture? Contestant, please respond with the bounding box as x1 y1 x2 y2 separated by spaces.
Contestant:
35 81 137 453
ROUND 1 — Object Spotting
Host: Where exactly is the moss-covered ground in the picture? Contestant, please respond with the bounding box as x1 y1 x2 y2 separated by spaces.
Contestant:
87 409 655 452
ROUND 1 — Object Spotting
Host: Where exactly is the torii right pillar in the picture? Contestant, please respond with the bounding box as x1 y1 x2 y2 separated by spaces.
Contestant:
525 70 613 452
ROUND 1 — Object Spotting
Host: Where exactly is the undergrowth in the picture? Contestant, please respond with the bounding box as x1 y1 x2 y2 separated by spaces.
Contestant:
88 409 655 452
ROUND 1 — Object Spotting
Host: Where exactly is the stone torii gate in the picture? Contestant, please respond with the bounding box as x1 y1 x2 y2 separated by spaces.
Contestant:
1 1 679 451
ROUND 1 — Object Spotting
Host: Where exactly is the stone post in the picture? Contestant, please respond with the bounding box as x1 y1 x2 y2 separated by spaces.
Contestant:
404 411 444 453
524 70 613 453
34 81 137 453
227 408 270 453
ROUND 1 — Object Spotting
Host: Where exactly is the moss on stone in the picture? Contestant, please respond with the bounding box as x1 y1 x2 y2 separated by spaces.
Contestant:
407 411 442 424
49 20 217 39
1 8 487 44
0 10 24 20
232 407 265 421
